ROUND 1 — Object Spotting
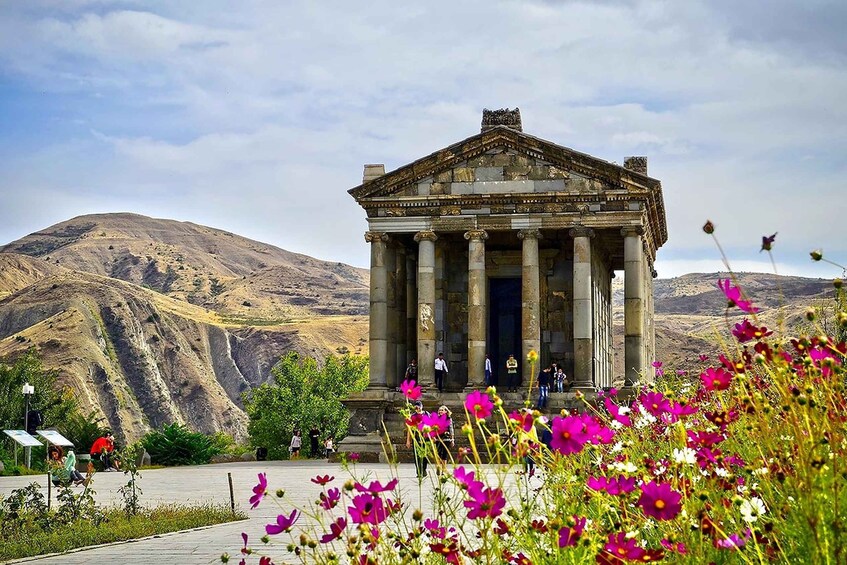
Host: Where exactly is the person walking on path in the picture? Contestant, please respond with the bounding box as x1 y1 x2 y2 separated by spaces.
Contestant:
308 426 321 458
434 405 454 473
506 354 519 392
405 401 429 479
434 353 448 393
484 354 493 387
289 430 302 460
536 366 551 409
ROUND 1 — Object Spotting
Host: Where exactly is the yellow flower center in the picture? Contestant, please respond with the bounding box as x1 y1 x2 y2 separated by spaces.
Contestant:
655 500 666 509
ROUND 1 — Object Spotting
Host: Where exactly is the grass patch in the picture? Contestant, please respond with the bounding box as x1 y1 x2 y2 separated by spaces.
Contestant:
0 503 245 560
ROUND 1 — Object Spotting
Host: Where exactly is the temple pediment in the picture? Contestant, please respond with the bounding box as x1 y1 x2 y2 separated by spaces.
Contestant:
349 126 660 201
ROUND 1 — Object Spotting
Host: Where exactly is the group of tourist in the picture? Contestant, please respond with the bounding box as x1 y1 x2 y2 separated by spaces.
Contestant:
403 355 572 398
289 426 335 460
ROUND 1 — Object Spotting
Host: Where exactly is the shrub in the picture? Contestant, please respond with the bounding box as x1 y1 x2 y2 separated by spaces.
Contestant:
57 410 108 454
140 423 220 466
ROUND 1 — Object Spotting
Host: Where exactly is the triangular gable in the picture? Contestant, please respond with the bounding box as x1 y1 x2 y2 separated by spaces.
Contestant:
348 126 660 200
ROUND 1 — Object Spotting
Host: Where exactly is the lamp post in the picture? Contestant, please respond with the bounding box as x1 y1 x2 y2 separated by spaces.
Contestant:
22 382 34 468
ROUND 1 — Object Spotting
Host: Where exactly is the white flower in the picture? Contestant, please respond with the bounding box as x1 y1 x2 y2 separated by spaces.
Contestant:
672 447 697 466
618 406 631 415
611 442 624 454
714 467 730 478
740 497 767 523
610 461 638 473
653 465 667 476
752 467 769 476
610 420 623 430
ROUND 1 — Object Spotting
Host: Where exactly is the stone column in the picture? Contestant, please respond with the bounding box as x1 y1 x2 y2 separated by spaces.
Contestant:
622 227 645 386
365 231 390 389
518 229 541 383
570 226 595 389
464 229 488 390
415 231 438 390
405 253 416 365
384 243 398 388
395 247 407 382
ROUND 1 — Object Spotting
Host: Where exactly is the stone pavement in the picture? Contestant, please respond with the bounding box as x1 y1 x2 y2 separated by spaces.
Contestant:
0 460 446 565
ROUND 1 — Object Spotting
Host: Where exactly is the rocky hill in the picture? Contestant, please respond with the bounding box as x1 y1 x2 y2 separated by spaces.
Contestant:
0 214 370 442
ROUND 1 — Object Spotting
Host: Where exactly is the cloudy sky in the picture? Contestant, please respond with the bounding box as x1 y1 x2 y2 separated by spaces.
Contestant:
1 1 845 278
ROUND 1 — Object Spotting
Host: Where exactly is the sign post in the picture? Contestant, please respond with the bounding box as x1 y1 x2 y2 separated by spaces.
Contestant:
22 383 35 468
3 430 41 470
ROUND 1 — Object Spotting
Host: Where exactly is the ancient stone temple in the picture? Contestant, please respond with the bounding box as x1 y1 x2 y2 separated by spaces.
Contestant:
340 109 667 459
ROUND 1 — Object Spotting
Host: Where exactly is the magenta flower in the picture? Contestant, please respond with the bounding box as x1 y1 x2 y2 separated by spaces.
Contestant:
638 481 683 521
419 412 450 438
668 401 698 417
557 516 586 548
660 539 688 554
700 367 732 391
240 532 249 555
639 391 671 418
464 486 505 520
348 452 360 462
599 532 664 563
249 472 267 509
587 475 636 495
400 379 422 400
652 360 664 377
319 487 340 510
265 509 299 535
354 478 399 494
509 410 535 432
348 493 388 525
718 278 759 313
424 518 446 539
453 466 481 490
311 474 334 485
699 354 709 362
760 232 777 252
732 319 772 343
550 415 590 455
464 390 494 419
716 528 751 550
320 517 347 544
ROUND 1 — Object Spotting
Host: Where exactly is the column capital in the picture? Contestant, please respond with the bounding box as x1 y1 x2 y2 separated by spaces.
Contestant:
464 229 489 242
620 226 645 237
569 226 595 239
517 228 541 240
414 230 438 243
364 231 389 243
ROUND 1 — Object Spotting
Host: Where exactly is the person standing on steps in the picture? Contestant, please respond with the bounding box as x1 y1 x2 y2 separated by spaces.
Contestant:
404 359 418 386
536 366 551 409
309 425 321 458
289 429 302 460
434 352 448 393
484 354 493 387
506 354 519 392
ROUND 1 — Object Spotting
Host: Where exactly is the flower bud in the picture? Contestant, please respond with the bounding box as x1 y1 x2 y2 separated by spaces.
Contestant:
838 312 847 328
834 278 843 289
221 553 230 563
412 509 423 521
810 249 823 261
805 308 816 321
276 489 285 498
702 220 715 234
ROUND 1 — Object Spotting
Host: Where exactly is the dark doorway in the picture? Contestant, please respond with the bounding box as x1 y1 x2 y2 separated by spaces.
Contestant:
488 278 522 387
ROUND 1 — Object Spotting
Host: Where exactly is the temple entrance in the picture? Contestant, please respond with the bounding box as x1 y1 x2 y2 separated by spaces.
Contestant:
488 277 522 387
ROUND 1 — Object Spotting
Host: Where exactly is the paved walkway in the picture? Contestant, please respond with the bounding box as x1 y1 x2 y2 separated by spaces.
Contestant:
0 461 442 564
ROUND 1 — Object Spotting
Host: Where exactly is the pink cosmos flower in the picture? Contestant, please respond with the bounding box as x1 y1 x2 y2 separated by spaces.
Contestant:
652 360 664 377
700 367 732 391
464 390 494 419
320 517 347 544
354 478 399 494
587 475 637 495
319 487 340 510
464 486 505 520
419 412 450 438
400 379 422 400
732 319 772 343
668 401 698 417
599 532 664 563
809 346 842 377
660 539 687 554
265 509 299 535
557 516 586 548
259 556 272 565
348 493 388 525
311 474 334 485
760 232 777 252
550 414 590 455
348 453 360 462
240 532 249 555
638 481 683 521
718 278 759 313
453 466 480 489
250 472 267 509
639 391 671 418
716 528 751 549
508 410 535 432
699 354 709 362
424 518 447 539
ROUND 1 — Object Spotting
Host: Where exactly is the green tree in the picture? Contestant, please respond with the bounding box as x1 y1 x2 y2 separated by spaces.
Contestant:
0 350 78 433
243 353 369 460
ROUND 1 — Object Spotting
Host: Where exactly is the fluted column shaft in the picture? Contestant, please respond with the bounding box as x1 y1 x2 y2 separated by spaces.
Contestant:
415 231 438 389
405 253 417 365
465 230 488 390
518 229 541 383
384 243 398 388
365 231 389 389
571 227 595 389
395 247 407 382
623 227 645 386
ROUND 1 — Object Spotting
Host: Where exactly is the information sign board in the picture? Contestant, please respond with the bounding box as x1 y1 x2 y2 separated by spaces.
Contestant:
3 429 42 447
36 430 74 447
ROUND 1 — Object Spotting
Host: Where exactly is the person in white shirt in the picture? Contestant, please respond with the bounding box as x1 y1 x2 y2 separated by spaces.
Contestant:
484 354 493 387
434 352 448 392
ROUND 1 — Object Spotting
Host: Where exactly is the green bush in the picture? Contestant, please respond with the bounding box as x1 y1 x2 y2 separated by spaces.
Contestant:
140 423 221 466
57 410 108 453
